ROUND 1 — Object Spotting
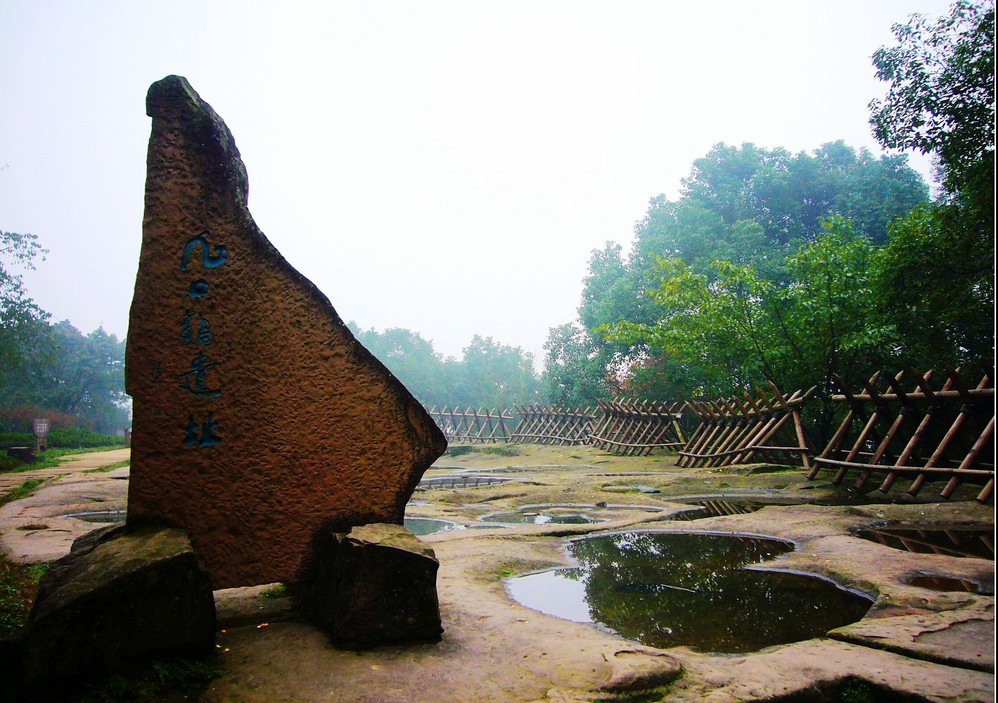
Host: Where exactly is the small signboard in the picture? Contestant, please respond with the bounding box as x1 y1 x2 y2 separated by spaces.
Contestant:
33 418 50 451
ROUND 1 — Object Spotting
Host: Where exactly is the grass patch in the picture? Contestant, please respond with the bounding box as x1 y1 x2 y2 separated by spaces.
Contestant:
478 444 520 457
0 446 129 473
261 583 288 599
0 478 45 507
73 656 223 703
0 557 49 637
84 459 131 474
443 444 520 457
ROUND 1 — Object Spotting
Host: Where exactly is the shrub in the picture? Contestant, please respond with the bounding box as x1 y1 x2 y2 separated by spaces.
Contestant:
0 432 34 449
47 428 127 449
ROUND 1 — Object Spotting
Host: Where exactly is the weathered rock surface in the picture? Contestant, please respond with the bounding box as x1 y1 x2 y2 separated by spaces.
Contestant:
304 523 443 647
19 525 215 694
125 75 447 588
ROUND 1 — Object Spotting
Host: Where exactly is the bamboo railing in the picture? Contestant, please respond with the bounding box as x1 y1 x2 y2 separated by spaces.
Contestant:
589 400 687 456
808 365 995 502
677 384 817 468
509 405 595 445
427 407 513 444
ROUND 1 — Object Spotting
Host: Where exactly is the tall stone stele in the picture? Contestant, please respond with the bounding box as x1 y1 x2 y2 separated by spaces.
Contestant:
126 75 447 589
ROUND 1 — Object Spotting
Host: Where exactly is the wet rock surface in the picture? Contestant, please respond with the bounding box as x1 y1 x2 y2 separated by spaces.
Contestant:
1 445 993 702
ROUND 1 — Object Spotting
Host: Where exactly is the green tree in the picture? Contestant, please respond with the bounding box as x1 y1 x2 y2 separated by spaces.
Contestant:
873 203 994 365
31 322 128 433
542 323 614 406
607 217 890 441
559 141 928 402
868 0 994 365
349 324 543 410
0 231 51 389
349 324 452 408
457 335 541 410
869 0 995 209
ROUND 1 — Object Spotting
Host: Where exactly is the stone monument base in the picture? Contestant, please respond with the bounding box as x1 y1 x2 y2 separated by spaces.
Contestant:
15 524 216 700
302 523 443 648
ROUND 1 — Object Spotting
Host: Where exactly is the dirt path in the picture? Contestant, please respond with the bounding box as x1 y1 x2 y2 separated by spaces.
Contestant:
0 448 130 562
1 445 993 702
0 448 130 495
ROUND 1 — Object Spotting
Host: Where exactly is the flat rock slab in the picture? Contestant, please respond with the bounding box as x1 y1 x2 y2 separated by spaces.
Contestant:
126 76 446 588
0 468 129 563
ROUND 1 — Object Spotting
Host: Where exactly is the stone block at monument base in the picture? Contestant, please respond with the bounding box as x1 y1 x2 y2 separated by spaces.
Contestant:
303 523 443 648
16 525 216 699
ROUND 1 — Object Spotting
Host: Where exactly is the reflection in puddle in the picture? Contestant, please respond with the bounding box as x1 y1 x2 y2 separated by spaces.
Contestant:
854 525 994 560
905 573 993 594
481 506 604 525
403 517 464 535
507 532 873 653
64 510 126 523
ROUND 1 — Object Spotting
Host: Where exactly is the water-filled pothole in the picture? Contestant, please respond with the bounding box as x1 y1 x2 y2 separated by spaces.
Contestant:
666 499 761 520
481 508 603 525
854 524 994 560
506 531 873 653
416 475 511 490
904 572 993 594
64 509 126 523
403 517 465 535
481 503 666 525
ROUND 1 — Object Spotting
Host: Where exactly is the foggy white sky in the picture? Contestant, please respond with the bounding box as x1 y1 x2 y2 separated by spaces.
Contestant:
1 1 949 364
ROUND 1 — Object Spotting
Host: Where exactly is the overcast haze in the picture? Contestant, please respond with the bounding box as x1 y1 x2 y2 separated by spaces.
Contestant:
1 1 949 364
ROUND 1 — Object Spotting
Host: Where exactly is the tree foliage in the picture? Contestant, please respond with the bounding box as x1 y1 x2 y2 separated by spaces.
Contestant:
1 321 129 434
868 0 994 367
551 140 931 406
1 231 50 385
349 324 542 410
869 0 995 208
606 217 889 437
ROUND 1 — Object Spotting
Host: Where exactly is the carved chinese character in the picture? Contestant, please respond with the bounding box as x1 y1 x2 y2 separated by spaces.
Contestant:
180 232 229 272
180 311 215 347
182 412 222 448
179 353 222 397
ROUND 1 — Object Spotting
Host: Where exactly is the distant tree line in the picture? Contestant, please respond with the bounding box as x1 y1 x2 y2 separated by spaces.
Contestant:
0 316 129 436
348 325 542 409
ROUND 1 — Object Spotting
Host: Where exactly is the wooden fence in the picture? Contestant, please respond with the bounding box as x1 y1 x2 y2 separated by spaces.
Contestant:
589 400 687 456
509 405 595 445
677 385 817 468
808 365 995 502
428 365 995 503
426 407 513 444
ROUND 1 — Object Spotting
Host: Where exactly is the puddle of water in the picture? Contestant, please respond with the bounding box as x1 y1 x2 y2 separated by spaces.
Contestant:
416 475 511 490
482 511 601 525
664 499 761 521
854 525 994 560
507 532 873 654
481 505 605 525
403 517 464 535
904 573 993 594
64 510 126 523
